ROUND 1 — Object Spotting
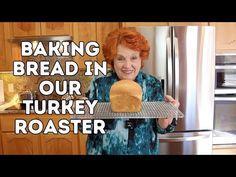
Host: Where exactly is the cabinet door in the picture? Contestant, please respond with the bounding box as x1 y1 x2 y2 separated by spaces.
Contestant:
2 133 41 154
0 23 16 71
40 115 86 155
72 22 97 69
210 22 236 53
41 132 79 154
0 23 6 71
96 22 121 66
122 22 169 27
0 114 41 155
12 22 41 36
41 22 73 35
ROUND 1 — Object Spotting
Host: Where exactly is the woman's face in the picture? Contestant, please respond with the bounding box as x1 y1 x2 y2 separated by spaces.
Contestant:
113 45 141 80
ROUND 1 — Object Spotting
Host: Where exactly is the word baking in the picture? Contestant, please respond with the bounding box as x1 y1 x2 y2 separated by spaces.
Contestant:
22 100 98 115
21 41 99 57
13 61 107 76
15 119 105 135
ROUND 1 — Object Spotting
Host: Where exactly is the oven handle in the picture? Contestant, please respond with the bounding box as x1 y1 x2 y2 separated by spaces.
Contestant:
215 97 236 101
159 134 211 142
215 65 236 69
215 89 236 95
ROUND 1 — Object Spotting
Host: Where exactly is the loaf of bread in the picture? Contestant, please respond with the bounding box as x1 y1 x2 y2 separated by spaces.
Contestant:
110 80 142 112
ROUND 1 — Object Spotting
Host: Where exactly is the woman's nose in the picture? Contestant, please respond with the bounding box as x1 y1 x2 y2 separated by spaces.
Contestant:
123 60 132 68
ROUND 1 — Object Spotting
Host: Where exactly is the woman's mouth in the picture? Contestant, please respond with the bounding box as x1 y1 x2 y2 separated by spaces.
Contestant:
122 70 133 74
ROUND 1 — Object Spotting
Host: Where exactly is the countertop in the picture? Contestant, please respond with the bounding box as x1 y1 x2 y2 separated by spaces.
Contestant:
0 109 68 115
0 109 34 114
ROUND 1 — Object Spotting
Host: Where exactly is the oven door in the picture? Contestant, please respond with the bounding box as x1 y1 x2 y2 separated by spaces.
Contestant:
213 96 236 145
215 65 236 95
215 55 236 94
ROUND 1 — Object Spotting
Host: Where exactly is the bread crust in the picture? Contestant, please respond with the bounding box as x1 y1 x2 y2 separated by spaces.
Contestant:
110 80 142 112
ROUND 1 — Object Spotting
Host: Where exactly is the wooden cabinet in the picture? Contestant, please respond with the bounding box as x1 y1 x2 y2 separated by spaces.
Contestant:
40 114 86 155
12 22 73 37
73 22 97 69
0 113 87 155
0 22 15 71
212 145 236 155
41 22 73 36
41 132 79 155
210 22 236 54
0 22 72 71
12 22 41 37
0 23 6 71
0 114 41 154
0 22 120 71
2 133 40 154
73 22 120 69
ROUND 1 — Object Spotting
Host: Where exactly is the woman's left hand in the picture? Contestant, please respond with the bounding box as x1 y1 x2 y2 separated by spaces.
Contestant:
158 95 180 129
164 95 180 108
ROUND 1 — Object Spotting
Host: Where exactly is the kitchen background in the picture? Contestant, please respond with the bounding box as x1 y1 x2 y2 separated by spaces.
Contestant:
0 22 236 155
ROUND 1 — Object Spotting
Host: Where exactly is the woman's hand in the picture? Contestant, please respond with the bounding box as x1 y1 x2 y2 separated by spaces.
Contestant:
164 95 180 108
158 95 180 129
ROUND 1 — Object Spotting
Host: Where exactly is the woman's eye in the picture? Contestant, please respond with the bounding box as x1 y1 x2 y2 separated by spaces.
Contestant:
116 56 124 61
131 56 137 60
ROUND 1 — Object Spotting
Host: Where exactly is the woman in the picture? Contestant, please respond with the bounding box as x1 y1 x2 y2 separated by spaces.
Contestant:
85 27 179 155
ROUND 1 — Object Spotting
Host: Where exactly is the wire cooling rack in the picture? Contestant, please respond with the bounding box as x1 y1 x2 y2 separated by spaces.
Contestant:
72 102 184 119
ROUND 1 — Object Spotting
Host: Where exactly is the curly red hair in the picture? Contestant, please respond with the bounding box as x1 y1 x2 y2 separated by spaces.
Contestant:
102 27 150 68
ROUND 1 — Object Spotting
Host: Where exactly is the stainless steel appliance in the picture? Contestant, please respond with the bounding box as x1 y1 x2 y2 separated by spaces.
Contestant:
136 26 215 154
213 54 236 145
215 55 236 93
19 89 35 110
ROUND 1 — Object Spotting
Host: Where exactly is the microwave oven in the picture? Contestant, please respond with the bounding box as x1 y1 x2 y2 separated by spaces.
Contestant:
214 54 236 145
215 55 236 94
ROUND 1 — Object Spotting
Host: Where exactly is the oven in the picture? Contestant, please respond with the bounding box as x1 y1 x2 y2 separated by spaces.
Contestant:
213 54 236 145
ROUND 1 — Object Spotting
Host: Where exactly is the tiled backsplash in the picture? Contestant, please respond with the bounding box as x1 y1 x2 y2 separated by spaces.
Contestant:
0 71 93 103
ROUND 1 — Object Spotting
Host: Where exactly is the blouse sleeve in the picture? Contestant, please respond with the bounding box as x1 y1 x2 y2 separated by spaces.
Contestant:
147 77 177 134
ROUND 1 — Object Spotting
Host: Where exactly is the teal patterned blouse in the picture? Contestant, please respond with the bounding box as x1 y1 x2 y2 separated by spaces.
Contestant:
85 71 177 155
